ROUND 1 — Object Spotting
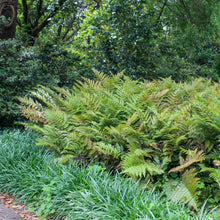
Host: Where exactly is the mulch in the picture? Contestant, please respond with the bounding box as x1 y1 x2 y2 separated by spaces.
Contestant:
0 193 43 220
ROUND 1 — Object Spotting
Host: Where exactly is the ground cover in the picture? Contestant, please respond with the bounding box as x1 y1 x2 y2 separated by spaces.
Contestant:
0 129 218 219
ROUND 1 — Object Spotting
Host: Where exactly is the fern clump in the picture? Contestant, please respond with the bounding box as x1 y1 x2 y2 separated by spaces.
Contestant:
18 70 220 210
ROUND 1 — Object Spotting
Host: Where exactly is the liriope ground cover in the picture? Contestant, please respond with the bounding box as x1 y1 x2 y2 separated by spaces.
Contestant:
18 71 220 212
1 129 217 219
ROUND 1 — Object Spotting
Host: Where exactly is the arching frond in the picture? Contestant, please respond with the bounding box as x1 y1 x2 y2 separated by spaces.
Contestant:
91 142 123 159
199 164 220 186
169 149 205 173
170 169 199 210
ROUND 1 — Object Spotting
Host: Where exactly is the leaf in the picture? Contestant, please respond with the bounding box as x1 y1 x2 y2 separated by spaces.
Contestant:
170 169 199 210
168 149 205 173
122 161 164 178
213 160 220 166
199 164 220 186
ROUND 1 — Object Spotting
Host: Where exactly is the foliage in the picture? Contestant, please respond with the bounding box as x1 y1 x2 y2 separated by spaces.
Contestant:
74 0 162 79
0 129 214 219
73 0 220 81
18 71 220 210
0 15 8 34
168 169 200 210
0 39 79 127
16 0 102 45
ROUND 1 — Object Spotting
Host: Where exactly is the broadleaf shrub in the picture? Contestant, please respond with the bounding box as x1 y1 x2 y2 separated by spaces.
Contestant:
0 39 79 127
19 71 220 210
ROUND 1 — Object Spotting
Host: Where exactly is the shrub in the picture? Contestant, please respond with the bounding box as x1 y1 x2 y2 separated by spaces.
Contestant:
0 39 79 127
18 71 220 210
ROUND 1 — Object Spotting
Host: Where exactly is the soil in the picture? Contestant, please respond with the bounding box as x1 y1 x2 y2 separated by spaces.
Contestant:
0 194 43 220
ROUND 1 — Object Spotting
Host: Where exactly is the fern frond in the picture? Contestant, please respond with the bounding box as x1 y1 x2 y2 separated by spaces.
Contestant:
54 86 72 98
199 164 220 186
125 112 138 127
122 162 163 178
122 149 162 178
169 149 205 173
17 97 46 123
92 68 108 82
91 142 123 159
58 154 74 164
31 86 56 108
45 109 68 127
170 168 199 210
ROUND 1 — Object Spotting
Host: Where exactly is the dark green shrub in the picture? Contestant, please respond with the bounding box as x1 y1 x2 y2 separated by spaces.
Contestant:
0 39 79 127
73 1 220 82
74 0 162 79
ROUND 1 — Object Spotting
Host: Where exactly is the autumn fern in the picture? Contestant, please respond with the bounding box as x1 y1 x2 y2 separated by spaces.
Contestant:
169 169 200 210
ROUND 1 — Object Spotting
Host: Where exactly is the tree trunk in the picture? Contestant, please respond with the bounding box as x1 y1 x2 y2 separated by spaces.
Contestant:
0 0 18 40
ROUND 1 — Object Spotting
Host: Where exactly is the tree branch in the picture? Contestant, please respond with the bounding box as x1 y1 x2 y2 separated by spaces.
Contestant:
22 0 29 24
156 0 168 23
31 0 69 37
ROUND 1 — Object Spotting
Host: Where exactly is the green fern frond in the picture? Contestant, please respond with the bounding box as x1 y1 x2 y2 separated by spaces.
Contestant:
80 93 101 110
92 68 108 82
58 154 74 164
122 162 163 178
54 86 72 98
61 142 83 154
31 86 56 108
45 109 68 127
199 164 220 186
92 142 123 159
125 112 138 127
169 149 205 173
122 149 162 178
170 168 199 210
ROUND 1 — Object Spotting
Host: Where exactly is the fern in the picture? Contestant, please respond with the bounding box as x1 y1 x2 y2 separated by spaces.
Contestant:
58 154 74 164
18 71 220 206
121 149 163 178
199 164 220 186
91 142 123 159
17 97 46 123
169 149 205 173
169 169 199 210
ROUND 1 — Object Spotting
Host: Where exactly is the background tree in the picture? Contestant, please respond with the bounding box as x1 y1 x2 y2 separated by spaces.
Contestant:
0 0 18 39
73 0 220 81
16 0 102 45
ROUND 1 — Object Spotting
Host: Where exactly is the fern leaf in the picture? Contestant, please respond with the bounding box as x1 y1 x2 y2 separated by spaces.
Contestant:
58 154 74 164
122 149 163 178
92 142 123 159
125 112 138 126
169 149 205 173
170 169 199 210
122 162 163 178
199 164 220 186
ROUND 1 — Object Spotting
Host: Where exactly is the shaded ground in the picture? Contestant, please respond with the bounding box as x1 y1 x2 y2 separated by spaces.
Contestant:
0 204 24 220
0 194 42 220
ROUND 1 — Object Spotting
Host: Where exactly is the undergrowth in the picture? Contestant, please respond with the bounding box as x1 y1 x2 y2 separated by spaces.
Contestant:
18 71 220 210
0 130 218 219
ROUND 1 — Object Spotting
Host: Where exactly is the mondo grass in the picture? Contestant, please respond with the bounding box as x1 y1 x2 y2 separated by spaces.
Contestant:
0 130 218 220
